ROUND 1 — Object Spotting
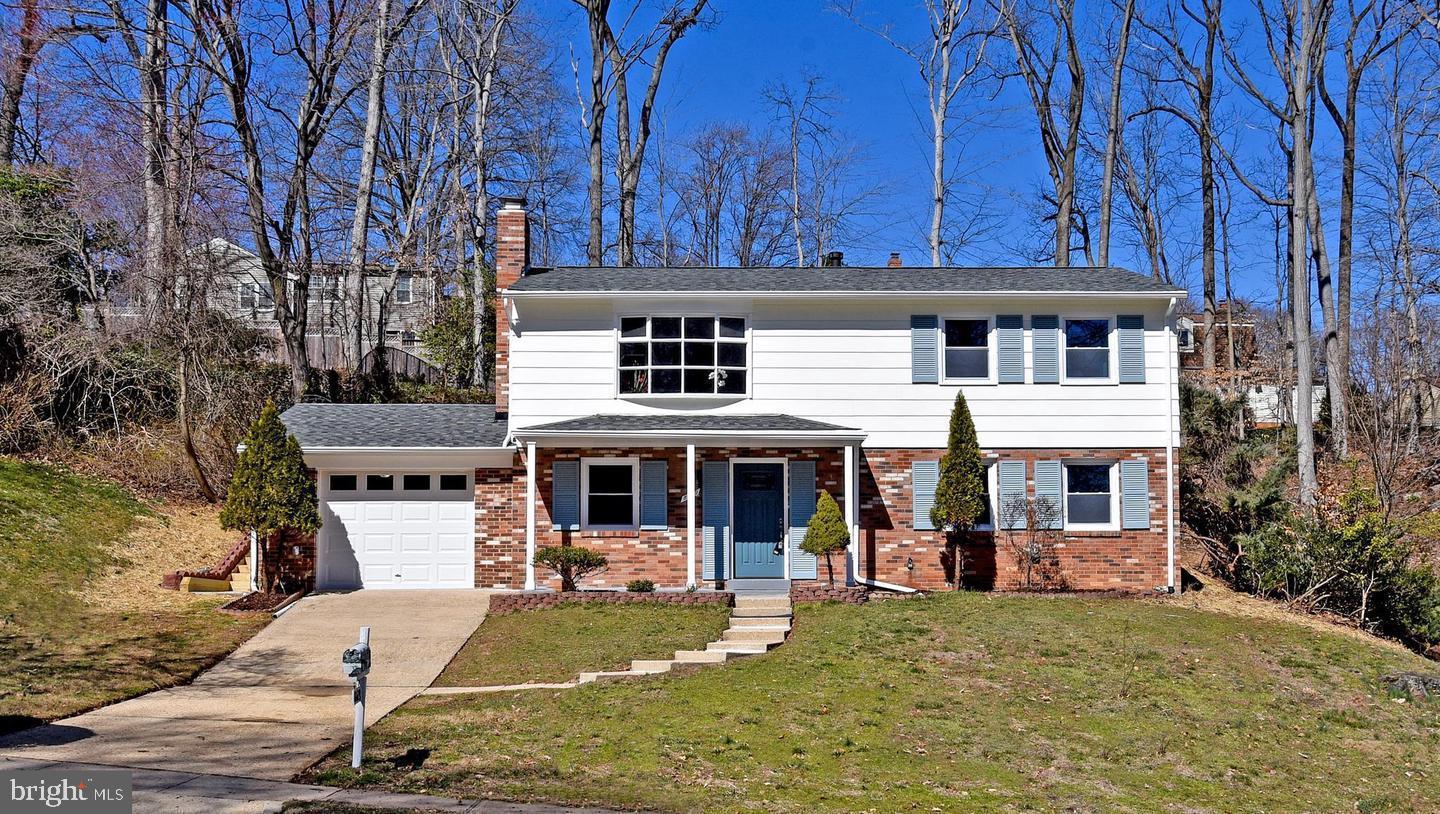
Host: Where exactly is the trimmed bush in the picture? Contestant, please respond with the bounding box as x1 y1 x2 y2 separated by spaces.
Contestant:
533 545 608 592
802 491 850 585
626 579 656 593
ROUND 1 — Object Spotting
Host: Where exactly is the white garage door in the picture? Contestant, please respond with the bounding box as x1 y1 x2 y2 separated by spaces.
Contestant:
318 471 475 589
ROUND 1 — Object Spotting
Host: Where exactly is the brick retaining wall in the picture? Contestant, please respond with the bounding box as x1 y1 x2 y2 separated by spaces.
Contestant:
488 590 735 615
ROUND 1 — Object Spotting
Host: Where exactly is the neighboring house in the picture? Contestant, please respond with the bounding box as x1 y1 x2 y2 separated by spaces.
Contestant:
1177 302 1257 373
276 198 1187 595
199 239 435 369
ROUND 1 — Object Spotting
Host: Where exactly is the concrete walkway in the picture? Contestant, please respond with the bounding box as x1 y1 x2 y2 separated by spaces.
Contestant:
0 756 617 814
0 591 490 782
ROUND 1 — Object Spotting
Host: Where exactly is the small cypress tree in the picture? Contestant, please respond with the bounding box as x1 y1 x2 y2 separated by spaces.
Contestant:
802 491 850 586
221 401 320 592
931 392 986 588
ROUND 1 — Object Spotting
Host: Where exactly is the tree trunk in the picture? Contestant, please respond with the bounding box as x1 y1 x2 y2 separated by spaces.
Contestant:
469 3 512 388
178 352 218 503
344 0 391 372
140 0 170 307
1097 0 1135 268
1291 0 1320 508
583 1 609 265
0 0 41 164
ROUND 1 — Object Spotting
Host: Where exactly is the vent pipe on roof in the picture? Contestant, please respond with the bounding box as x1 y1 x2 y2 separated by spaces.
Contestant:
822 251 844 267
887 252 902 268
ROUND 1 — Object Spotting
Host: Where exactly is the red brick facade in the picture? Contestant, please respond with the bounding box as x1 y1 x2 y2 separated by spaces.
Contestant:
493 199 528 417
463 444 1174 594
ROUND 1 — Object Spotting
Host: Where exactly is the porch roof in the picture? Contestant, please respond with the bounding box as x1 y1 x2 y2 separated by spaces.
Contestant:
513 413 865 446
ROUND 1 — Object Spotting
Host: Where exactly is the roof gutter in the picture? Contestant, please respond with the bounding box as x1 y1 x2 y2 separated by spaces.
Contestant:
503 289 1188 300
512 429 867 443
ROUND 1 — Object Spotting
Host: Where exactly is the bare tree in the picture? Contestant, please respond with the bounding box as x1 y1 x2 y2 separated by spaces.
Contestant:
0 1 105 164
764 72 832 267
998 0 1085 266
843 0 991 264
1096 0 1135 267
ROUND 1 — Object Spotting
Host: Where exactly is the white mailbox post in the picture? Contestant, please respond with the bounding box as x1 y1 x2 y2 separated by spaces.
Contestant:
341 626 372 769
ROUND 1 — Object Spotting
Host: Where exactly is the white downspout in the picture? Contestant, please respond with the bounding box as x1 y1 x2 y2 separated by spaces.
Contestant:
525 441 537 590
686 443 696 589
249 530 259 592
1163 297 1178 593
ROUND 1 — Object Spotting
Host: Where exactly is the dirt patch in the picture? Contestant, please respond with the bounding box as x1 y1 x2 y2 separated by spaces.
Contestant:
82 502 239 612
221 591 294 613
1174 571 1416 657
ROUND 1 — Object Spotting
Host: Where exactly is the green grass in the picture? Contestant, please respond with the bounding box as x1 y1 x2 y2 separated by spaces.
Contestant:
435 602 731 686
0 458 264 731
309 593 1440 813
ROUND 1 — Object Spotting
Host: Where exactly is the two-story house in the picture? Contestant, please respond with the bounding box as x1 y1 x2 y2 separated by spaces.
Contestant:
275 198 1186 595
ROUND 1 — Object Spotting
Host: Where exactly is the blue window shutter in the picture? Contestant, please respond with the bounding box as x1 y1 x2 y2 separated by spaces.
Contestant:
1121 459 1151 529
640 460 668 529
1118 314 1146 383
911 315 939 383
551 460 580 530
1032 315 1059 383
702 461 729 580
788 461 818 579
1033 461 1063 530
911 461 939 531
996 314 1024 383
997 460 1027 530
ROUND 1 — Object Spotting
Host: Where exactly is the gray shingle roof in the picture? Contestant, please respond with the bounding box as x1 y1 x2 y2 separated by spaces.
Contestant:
519 414 859 434
505 266 1186 296
280 403 506 448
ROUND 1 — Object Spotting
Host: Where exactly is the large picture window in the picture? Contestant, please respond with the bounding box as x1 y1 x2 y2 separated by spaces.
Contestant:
582 459 637 528
618 316 747 396
1064 462 1114 527
943 318 990 381
1064 318 1111 380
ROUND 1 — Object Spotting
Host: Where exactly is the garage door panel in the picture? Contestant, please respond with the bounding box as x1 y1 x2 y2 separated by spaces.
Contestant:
320 471 475 590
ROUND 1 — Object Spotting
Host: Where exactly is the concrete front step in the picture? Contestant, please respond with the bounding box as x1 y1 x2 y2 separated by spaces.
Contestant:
730 616 791 630
721 628 787 644
706 640 772 654
731 606 792 618
629 659 677 673
577 668 666 684
672 649 730 663
733 596 792 611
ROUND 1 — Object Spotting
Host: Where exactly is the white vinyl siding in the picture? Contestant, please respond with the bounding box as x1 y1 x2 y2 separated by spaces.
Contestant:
508 297 1180 450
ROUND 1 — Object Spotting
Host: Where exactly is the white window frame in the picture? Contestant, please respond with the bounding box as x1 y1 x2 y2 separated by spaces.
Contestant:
580 456 640 530
975 463 996 532
240 279 274 310
939 315 998 385
395 272 414 305
615 314 751 399
1062 460 1120 531
1061 316 1118 385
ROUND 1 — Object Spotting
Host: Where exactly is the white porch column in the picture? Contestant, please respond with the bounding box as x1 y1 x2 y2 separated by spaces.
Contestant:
524 441 537 590
686 443 697 588
844 442 859 582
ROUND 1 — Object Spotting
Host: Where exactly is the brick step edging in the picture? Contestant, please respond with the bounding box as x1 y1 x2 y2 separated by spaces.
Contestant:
489 590 735 615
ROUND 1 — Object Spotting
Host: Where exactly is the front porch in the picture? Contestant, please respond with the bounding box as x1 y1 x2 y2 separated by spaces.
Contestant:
512 414 866 591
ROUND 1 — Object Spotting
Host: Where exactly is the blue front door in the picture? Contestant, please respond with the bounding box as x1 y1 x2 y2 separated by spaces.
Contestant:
732 463 785 578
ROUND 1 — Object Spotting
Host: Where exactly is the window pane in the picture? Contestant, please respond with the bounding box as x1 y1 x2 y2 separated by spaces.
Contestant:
944 319 988 348
439 474 467 491
620 369 648 394
684 342 714 366
684 368 715 393
944 348 988 379
329 474 357 491
976 486 992 527
717 368 746 394
1068 494 1111 524
366 474 393 491
1067 348 1109 379
588 464 633 494
1065 319 1109 348
652 317 682 339
620 317 647 338
588 494 633 526
719 317 745 338
653 369 681 393
652 342 681 366
1067 464 1111 494
717 342 746 367
403 474 431 491
684 317 715 339
619 343 647 367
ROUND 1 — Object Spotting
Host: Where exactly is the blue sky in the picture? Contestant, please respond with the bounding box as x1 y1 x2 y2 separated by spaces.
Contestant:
528 0 1315 308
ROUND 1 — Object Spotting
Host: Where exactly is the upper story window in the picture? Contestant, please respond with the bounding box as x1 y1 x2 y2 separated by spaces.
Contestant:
395 273 413 304
240 279 274 310
618 315 747 396
943 318 991 381
310 276 339 302
1064 318 1111 381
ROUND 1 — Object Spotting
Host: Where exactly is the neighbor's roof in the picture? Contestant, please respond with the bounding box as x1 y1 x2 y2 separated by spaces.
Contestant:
280 403 506 449
504 266 1187 297
516 414 861 436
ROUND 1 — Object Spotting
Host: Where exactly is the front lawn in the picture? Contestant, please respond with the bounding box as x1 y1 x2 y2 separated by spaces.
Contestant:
434 601 731 686
310 593 1439 813
0 458 265 732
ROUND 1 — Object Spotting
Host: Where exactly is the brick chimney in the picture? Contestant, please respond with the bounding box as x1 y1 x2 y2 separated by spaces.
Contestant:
494 196 529 417
887 252 902 268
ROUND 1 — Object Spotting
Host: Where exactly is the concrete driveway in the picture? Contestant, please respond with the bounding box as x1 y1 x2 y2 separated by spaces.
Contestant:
0 591 489 781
